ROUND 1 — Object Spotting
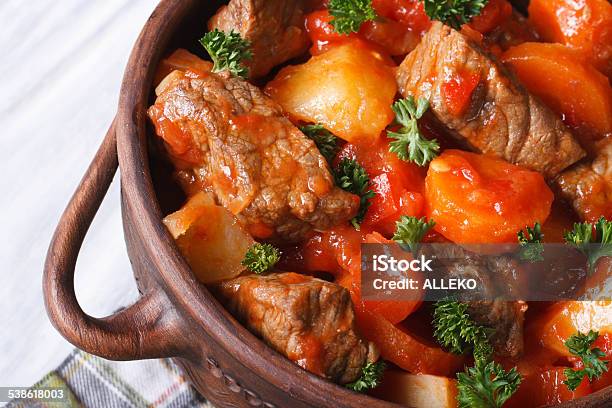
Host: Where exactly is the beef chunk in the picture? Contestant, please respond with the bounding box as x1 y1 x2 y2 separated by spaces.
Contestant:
468 252 528 359
215 273 376 384
433 246 527 358
556 138 612 221
467 300 528 359
208 0 310 78
149 69 359 242
396 22 584 178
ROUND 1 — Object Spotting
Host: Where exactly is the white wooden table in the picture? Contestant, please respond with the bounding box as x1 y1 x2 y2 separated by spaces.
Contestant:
0 0 159 388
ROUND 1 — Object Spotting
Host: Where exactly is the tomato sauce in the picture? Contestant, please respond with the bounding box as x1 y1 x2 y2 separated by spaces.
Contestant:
441 69 481 116
148 104 204 167
305 2 424 57
372 0 431 35
469 0 513 34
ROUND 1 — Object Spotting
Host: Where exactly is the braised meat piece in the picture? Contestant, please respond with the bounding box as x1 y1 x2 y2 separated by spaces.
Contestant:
215 273 376 384
148 69 359 242
208 0 310 78
434 246 527 358
396 22 584 178
556 138 612 221
467 300 528 359
468 249 528 359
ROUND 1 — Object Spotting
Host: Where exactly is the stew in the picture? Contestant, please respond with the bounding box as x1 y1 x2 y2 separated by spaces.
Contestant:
148 0 612 407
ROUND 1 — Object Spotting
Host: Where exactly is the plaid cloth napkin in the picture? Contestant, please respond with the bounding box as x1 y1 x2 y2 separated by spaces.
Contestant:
7 349 214 408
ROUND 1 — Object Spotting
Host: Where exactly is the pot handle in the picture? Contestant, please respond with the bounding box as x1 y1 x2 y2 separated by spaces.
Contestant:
44 119 182 361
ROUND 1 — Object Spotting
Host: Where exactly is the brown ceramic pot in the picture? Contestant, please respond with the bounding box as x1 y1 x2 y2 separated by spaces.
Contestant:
43 1 612 407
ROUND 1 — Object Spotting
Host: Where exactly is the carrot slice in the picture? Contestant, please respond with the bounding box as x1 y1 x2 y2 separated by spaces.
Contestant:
503 42 612 147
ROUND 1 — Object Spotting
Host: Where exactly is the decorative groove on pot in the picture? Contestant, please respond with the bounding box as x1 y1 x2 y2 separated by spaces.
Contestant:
206 357 276 408
206 357 223 378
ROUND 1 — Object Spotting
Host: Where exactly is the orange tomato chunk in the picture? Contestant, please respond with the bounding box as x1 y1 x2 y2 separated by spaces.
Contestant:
502 43 612 145
292 223 424 324
372 0 431 35
425 150 553 244
528 0 612 78
507 367 591 407
305 9 418 56
337 268 421 326
352 304 465 376
359 19 419 56
304 10 351 55
336 139 426 235
468 0 513 34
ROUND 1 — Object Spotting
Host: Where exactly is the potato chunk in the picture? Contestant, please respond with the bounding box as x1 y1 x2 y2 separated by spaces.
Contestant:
163 192 254 283
265 40 397 144
371 370 458 408
529 301 612 356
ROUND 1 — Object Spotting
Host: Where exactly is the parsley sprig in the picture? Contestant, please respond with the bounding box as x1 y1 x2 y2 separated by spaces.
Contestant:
242 243 280 274
564 216 612 272
457 360 522 408
387 97 439 166
433 300 493 361
433 300 521 407
563 330 609 391
328 0 378 35
517 222 544 263
422 0 489 30
300 124 339 164
346 361 386 392
199 29 252 78
334 158 375 230
393 216 436 255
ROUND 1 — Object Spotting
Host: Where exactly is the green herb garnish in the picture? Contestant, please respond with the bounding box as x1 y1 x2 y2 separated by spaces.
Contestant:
422 0 489 30
388 97 439 166
334 158 375 230
564 216 612 272
517 222 544 263
457 360 522 408
328 0 378 35
300 124 339 164
393 216 436 255
434 300 522 406
563 330 608 391
199 29 252 78
433 299 493 361
346 361 386 392
242 243 280 274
